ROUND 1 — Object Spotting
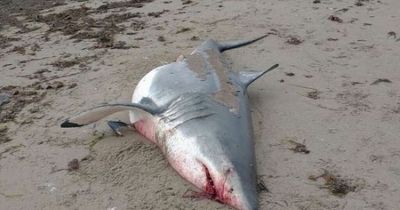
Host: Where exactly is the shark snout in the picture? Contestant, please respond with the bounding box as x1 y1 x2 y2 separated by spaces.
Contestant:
227 180 258 210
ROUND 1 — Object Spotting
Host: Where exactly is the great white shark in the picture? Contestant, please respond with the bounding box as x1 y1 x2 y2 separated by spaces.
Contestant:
61 34 278 210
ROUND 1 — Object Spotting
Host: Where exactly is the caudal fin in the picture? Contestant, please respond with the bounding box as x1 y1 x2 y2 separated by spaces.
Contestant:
238 64 279 88
218 33 274 52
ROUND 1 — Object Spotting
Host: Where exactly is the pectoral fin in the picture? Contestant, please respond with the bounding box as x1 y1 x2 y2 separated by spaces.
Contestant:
61 103 159 128
238 64 279 88
107 120 129 136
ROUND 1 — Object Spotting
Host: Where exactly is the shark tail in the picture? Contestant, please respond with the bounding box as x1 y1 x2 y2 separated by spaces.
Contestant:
218 33 274 52
238 64 279 88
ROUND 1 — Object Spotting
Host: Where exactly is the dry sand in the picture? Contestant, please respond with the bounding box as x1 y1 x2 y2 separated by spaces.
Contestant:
1 0 399 209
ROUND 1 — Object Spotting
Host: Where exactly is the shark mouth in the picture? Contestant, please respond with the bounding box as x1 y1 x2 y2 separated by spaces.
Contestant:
203 164 219 201
201 163 234 205
177 159 241 209
181 163 222 202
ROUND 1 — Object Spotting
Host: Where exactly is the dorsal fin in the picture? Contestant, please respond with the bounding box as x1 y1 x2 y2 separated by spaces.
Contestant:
238 64 279 88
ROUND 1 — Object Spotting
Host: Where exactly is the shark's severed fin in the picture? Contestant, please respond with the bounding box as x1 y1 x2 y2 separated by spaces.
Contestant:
218 33 274 52
61 103 159 128
238 64 279 88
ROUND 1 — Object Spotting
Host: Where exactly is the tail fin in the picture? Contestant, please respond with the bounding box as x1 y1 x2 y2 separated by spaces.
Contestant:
218 33 273 52
238 64 279 88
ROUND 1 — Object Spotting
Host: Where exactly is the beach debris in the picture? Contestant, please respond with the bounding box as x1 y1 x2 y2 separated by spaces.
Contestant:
307 90 321 100
288 139 310 154
67 159 80 171
387 31 397 39
176 27 191 34
285 72 295 77
286 36 303 45
257 179 269 193
355 0 364 6
370 78 392 85
157 36 166 42
328 15 343 23
309 170 357 196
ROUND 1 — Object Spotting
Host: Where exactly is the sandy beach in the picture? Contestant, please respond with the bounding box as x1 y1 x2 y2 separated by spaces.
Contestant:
1 0 399 209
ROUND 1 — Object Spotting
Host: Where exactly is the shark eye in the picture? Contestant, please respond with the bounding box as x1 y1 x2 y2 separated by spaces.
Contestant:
229 188 234 193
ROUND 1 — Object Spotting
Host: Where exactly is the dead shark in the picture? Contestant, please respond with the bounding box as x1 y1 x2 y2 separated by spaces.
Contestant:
61 34 278 210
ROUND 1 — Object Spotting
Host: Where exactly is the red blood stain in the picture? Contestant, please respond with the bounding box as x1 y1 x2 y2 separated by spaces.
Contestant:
203 164 218 199
201 164 234 205
134 118 156 143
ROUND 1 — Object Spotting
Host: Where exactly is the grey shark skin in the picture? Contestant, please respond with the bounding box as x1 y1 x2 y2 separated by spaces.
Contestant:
61 35 278 210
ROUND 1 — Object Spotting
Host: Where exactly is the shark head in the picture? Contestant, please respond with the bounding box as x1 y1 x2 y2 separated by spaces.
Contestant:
164 123 258 210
